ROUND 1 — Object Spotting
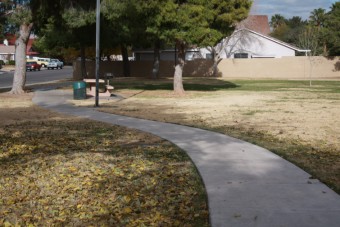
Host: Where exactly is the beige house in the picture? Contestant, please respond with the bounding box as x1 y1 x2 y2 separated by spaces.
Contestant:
0 45 15 63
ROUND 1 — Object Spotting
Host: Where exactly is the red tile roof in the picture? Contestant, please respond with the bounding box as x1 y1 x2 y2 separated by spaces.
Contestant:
27 38 39 55
237 15 271 35
4 34 16 45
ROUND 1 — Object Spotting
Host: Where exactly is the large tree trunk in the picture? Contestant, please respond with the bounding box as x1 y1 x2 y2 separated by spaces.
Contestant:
211 48 219 77
173 40 185 95
9 23 33 94
152 40 161 79
121 44 130 77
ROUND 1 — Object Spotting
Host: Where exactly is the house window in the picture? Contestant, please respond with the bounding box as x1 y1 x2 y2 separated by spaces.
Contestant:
234 53 248 58
205 53 213 59
185 51 202 61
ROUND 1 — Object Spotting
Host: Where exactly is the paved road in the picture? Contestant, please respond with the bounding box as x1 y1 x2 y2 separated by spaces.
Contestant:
33 89 340 227
0 66 73 89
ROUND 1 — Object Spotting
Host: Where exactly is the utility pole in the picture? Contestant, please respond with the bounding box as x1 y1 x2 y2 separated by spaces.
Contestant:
95 0 100 107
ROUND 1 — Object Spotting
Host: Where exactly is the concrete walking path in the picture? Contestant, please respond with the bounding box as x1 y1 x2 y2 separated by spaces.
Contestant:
33 90 340 227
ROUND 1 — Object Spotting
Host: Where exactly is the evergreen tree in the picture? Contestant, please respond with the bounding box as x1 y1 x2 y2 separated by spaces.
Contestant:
170 0 252 94
324 2 340 56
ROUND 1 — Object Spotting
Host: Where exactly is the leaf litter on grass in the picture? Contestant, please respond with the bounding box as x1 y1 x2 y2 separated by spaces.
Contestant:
0 119 209 226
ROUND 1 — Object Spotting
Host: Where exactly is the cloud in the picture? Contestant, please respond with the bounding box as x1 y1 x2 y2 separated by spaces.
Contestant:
251 0 334 20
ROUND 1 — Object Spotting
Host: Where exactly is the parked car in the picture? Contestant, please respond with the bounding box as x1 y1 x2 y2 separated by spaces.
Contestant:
47 59 63 70
26 61 42 71
36 57 51 68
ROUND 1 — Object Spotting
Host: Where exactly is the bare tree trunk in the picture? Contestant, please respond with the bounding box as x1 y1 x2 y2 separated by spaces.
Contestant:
9 23 33 94
308 54 313 87
173 40 185 95
121 44 130 77
212 62 219 77
152 40 161 79
211 48 221 77
209 36 231 77
323 42 327 56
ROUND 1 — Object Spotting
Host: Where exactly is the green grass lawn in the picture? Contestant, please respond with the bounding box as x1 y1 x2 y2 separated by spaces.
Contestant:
110 77 340 93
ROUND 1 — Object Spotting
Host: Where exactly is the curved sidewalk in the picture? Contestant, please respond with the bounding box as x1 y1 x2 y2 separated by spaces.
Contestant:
33 90 340 227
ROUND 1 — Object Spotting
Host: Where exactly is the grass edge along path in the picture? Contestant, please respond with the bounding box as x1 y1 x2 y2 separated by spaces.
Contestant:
212 125 340 194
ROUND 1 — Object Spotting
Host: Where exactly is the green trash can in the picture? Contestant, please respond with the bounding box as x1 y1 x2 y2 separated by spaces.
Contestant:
73 81 87 100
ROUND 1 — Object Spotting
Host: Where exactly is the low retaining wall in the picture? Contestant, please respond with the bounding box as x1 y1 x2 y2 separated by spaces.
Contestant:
73 56 339 80
218 56 340 79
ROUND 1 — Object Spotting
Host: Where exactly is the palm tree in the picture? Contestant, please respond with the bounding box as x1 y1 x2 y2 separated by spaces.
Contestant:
309 8 326 28
270 14 286 30
309 8 328 55
287 16 306 28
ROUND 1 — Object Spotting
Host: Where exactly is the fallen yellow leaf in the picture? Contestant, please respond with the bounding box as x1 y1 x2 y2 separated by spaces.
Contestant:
123 207 132 214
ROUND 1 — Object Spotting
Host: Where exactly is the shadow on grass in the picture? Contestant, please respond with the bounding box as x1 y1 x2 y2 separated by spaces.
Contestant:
113 78 340 93
0 88 11 93
115 79 239 91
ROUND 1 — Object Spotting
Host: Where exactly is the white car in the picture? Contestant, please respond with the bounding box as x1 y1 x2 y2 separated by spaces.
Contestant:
47 59 63 70
36 57 51 68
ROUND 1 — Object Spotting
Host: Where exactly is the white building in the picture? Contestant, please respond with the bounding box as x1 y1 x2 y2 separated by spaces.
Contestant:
133 15 309 61
218 28 309 59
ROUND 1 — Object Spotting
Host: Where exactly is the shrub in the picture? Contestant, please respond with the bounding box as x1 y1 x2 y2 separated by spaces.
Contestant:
8 60 15 65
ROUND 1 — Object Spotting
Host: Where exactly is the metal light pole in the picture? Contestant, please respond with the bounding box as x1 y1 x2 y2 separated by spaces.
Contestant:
95 0 101 107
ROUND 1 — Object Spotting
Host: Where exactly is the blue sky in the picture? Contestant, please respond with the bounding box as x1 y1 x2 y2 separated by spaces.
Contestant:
250 0 338 20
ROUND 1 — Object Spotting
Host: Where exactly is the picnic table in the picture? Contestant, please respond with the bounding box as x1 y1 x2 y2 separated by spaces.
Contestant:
83 79 114 97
